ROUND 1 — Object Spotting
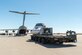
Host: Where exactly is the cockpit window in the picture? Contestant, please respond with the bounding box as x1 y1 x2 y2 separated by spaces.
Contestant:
35 23 45 27
34 23 46 29
35 27 38 29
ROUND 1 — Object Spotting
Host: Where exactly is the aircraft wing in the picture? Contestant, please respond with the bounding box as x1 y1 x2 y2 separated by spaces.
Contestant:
0 29 18 31
0 29 31 32
0 29 18 35
9 11 40 15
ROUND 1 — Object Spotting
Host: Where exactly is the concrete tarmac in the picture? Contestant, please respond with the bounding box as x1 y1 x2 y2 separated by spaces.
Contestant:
0 35 82 55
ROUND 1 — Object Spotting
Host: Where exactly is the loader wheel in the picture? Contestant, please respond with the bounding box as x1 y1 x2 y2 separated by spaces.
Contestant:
38 38 41 43
35 37 38 42
41 38 46 44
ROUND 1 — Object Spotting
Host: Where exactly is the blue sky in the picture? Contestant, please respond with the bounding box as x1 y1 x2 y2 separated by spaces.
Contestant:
0 0 82 33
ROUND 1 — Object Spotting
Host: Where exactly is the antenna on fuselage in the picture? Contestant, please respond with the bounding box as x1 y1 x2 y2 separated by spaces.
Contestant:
9 11 40 26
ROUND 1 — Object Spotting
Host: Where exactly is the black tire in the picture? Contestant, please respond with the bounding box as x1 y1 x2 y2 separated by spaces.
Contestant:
35 37 38 42
41 38 46 44
38 38 41 43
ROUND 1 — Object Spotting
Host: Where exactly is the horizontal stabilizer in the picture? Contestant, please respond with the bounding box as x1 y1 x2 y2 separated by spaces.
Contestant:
9 11 40 15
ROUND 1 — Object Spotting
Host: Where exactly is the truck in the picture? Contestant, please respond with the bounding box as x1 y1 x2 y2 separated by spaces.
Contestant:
31 27 77 44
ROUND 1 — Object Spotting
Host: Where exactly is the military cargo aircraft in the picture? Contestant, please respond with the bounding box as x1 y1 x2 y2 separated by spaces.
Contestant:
0 11 39 36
